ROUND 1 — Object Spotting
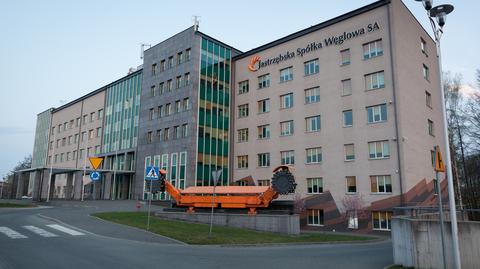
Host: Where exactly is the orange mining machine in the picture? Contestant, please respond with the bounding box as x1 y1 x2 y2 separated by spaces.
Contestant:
157 166 296 215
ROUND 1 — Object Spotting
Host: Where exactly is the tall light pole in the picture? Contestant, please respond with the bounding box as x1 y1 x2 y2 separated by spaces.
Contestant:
414 1 460 268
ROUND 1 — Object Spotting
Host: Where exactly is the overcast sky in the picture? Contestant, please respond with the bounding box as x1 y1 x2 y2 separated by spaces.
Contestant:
1 0 478 178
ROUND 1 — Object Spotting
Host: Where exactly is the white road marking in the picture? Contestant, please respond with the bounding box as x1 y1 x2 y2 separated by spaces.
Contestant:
22 225 58 238
0 227 28 239
46 224 85 236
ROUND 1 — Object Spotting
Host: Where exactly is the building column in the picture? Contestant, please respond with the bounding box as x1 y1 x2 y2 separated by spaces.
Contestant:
65 172 74 199
32 170 43 201
40 170 52 201
15 173 28 199
102 172 112 200
73 171 83 200
121 176 129 200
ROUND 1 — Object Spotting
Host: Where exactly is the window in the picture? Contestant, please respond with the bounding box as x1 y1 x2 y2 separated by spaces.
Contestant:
426 91 432 108
183 98 190 111
367 104 387 123
168 56 174 68
306 147 322 164
306 115 321 132
258 74 271 89
165 103 171 116
160 60 166 72
239 80 249 94
66 152 71 161
363 39 383 59
307 177 323 194
257 99 270 113
176 76 183 89
428 119 434 136
304 59 319 76
365 71 385 90
74 134 79 143
281 150 295 165
368 140 390 159
238 104 249 118
63 122 68 131
174 126 180 139
431 150 435 167
88 129 94 139
68 136 72 145
237 155 248 169
95 145 101 154
96 127 102 138
83 115 88 124
81 131 86 142
371 175 392 193
60 153 64 162
149 108 155 120
257 124 270 139
257 153 270 167
237 128 248 142
98 109 103 120
159 82 165 94
177 52 183 64
343 110 353 127
342 79 352 96
421 38 427 55
175 100 181 113
346 176 357 193
344 144 355 161
280 67 293 83
90 112 95 123
69 120 74 129
182 124 188 138
151 63 157 76
76 118 81 127
79 149 84 159
156 129 162 142
280 93 293 109
423 64 430 81
147 131 153 144
167 80 173 91
73 150 77 160
164 128 170 141
185 73 191 86
340 49 351 65
372 211 392 231
62 138 66 146
280 120 294 136
157 105 164 118
185 48 191 61
56 139 60 148
307 209 324 226
305 87 320 104
258 180 270 186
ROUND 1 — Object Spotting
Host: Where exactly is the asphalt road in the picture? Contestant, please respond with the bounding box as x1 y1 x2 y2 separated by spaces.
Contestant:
0 200 393 269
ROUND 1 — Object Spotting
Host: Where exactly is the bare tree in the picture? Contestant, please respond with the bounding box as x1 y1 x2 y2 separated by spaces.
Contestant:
342 194 367 229
293 193 306 214
7 155 32 177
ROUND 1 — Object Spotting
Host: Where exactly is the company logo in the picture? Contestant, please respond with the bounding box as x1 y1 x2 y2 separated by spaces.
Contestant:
247 56 260 72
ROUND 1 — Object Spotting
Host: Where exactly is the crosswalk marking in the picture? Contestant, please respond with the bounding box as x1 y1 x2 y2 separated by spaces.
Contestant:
0 227 28 239
22 225 58 238
46 224 85 236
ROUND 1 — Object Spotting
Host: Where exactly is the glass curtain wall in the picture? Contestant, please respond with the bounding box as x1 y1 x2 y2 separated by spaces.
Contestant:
197 38 231 186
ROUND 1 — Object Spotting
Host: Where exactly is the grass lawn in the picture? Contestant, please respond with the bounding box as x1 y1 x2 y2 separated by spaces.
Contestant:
93 212 376 245
0 202 36 208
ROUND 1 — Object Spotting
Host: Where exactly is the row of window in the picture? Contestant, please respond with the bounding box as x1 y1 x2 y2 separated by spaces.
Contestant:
51 109 104 135
303 175 392 195
236 141 390 168
47 145 101 164
150 73 191 97
240 70 385 96
151 48 191 76
146 124 189 143
307 209 392 230
49 127 102 150
148 98 190 120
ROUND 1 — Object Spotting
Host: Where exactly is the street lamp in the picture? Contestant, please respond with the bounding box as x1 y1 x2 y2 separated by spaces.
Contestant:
414 1 460 269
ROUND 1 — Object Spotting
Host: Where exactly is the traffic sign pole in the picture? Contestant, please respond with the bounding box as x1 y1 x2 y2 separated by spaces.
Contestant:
144 166 159 231
147 180 153 231
434 146 447 269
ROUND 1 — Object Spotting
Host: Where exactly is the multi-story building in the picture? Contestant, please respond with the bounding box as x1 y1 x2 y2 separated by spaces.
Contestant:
134 26 240 200
231 0 445 231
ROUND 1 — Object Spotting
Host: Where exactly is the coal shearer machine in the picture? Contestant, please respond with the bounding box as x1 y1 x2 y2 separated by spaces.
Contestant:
157 165 296 215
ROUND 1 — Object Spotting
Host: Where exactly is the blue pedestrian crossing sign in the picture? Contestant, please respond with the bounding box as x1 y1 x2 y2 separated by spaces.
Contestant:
90 171 101 181
145 166 160 180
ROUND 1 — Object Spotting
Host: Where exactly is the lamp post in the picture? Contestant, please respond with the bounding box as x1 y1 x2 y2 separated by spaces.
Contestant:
414 1 460 268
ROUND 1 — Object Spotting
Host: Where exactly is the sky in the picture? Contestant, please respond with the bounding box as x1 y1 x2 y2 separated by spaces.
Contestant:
0 0 479 178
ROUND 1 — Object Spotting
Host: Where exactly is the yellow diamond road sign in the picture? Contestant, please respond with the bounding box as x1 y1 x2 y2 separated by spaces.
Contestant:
89 157 104 170
435 146 445 172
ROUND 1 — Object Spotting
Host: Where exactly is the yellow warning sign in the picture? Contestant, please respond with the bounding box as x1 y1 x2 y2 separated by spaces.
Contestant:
435 146 445 172
89 157 104 170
